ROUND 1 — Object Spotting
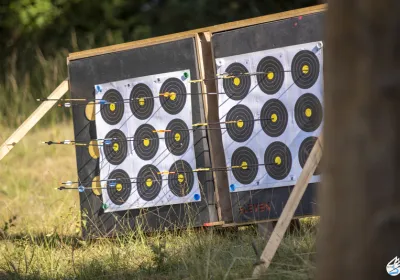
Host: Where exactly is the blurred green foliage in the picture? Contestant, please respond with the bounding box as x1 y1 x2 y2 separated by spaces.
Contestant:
0 0 317 127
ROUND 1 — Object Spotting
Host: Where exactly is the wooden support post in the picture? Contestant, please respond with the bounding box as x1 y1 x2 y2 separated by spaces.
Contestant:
252 135 323 278
318 1 400 279
0 79 69 161
195 32 233 222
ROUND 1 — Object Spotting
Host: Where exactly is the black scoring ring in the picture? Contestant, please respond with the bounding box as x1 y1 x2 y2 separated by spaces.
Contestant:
100 89 124 125
133 124 159 160
299 137 321 175
104 129 128 165
159 78 187 115
226 104 254 142
165 119 190 156
257 56 285 94
168 160 194 197
223 63 251 101
291 50 320 89
137 165 162 201
264 142 292 180
261 99 288 137
130 83 154 120
231 147 258 185
107 169 131 206
294 93 323 132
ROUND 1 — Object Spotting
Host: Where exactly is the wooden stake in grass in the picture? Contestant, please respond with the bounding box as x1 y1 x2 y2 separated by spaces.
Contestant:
252 135 323 278
0 79 69 161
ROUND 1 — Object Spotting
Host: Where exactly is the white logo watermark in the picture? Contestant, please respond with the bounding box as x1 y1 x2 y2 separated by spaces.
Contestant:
387 256 400 276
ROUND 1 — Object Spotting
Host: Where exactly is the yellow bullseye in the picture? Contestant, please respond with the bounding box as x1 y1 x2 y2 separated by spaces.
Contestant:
174 133 181 142
271 113 278 123
138 98 145 106
275 156 282 166
267 71 274 80
145 178 153 187
116 183 123 192
236 119 244 128
302 65 309 74
143 138 150 147
170 92 177 101
113 143 119 152
233 77 241 86
305 108 312 118
178 174 185 183
109 103 116 112
241 161 248 170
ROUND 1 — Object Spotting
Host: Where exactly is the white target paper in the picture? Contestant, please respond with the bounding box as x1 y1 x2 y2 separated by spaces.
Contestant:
216 41 324 193
94 70 201 212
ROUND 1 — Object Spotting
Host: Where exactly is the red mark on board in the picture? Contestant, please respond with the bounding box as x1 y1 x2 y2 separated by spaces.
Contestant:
239 202 271 214
298 16 303 20
294 22 298 26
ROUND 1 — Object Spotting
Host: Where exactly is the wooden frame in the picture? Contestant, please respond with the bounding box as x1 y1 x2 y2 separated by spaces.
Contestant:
194 32 233 222
66 4 326 225
68 4 326 61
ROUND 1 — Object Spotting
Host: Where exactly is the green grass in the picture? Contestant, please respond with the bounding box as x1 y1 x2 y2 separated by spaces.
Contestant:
0 226 317 280
0 124 318 279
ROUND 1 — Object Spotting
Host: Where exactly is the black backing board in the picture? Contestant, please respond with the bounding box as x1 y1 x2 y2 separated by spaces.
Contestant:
68 38 217 238
211 12 324 223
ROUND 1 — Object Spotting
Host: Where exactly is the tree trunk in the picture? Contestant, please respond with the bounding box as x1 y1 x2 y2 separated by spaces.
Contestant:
318 1 400 279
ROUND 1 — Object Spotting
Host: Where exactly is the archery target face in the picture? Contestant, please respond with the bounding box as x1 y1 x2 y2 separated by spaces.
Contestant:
94 70 201 212
216 41 323 193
